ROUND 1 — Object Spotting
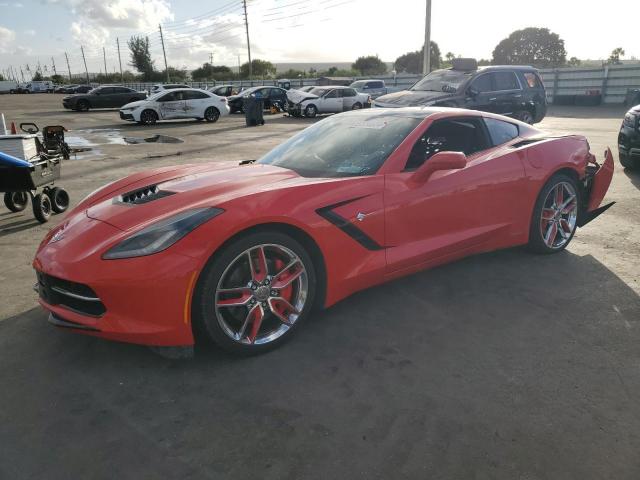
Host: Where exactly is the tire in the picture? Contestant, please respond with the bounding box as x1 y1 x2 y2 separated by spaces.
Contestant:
193 230 317 355
204 106 220 123
528 173 580 254
140 109 158 125
49 187 70 214
76 100 90 112
4 192 28 212
351 102 363 110
515 110 534 124
304 104 317 118
32 193 52 223
619 152 639 170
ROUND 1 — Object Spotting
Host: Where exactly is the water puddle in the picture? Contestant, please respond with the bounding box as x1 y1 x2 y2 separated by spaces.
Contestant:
123 134 184 144
64 129 183 159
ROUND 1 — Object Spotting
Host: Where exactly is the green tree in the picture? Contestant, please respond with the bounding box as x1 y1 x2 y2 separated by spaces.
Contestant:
0 73 4 81
276 68 306 79
127 36 155 80
352 55 387 76
191 63 233 81
240 59 276 78
567 56 582 67
394 41 441 74
607 47 625 65
492 27 566 67
32 71 43 81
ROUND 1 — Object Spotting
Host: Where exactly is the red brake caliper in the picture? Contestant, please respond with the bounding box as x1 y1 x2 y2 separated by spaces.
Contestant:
272 258 294 320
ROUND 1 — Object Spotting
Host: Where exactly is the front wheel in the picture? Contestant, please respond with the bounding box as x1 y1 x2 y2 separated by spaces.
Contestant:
4 192 28 212
139 109 158 125
304 104 317 118
76 100 90 112
193 231 317 355
204 106 220 123
528 173 579 254
351 102 362 110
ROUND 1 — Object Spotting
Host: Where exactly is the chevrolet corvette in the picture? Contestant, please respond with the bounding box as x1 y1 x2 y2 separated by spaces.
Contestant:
33 108 614 355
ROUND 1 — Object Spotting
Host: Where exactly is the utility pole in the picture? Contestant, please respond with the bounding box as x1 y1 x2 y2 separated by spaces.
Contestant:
64 51 72 81
422 0 432 75
242 0 252 81
116 37 124 84
158 24 170 82
103 47 107 78
237 55 241 75
51 57 57 77
80 46 90 84
209 52 214 64
20 66 24 82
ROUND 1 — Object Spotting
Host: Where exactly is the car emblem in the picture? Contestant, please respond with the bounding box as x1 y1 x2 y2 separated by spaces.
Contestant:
356 212 368 222
49 227 65 244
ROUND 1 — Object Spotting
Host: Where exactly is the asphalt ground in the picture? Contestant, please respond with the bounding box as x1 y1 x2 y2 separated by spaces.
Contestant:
0 94 638 479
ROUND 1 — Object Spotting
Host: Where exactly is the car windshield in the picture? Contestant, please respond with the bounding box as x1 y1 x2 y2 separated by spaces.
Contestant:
350 81 366 89
257 113 423 178
411 69 473 93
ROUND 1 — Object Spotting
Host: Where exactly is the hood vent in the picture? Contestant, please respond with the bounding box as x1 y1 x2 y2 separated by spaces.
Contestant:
119 185 176 205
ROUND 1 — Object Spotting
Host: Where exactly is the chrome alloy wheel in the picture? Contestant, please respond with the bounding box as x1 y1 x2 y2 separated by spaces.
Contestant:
215 244 308 345
539 181 578 249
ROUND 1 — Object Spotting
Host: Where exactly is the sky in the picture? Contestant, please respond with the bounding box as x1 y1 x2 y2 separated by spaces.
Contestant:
0 0 638 78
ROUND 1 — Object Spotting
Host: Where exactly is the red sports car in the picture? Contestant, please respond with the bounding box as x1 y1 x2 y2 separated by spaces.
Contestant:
33 108 614 355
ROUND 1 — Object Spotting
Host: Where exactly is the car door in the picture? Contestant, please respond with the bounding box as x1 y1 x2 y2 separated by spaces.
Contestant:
341 88 358 110
95 87 114 107
490 71 523 116
320 89 343 113
156 91 185 119
465 73 499 114
383 116 528 274
184 90 210 117
110 87 131 107
269 88 287 109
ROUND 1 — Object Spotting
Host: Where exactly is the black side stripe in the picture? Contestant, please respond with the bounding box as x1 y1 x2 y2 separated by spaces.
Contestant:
316 197 385 251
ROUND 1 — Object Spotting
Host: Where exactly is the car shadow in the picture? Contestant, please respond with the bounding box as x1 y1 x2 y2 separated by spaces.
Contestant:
1 248 639 478
623 167 640 190
0 216 39 237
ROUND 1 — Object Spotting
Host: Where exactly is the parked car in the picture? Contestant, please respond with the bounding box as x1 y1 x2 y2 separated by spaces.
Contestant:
208 84 237 97
24 81 54 93
119 88 229 124
286 86 371 117
11 83 29 94
62 86 147 111
228 86 288 113
33 108 614 354
0 80 18 94
618 103 640 169
67 84 93 94
55 85 72 93
349 79 388 99
150 83 190 94
374 59 547 124
297 86 315 93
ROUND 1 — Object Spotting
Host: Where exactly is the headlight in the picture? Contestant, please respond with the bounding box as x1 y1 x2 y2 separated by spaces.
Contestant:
102 207 224 260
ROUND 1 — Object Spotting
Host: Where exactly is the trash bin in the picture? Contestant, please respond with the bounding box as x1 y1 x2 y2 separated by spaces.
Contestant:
244 96 265 127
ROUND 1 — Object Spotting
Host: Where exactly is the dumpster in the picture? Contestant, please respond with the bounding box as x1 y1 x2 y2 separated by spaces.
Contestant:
244 96 265 127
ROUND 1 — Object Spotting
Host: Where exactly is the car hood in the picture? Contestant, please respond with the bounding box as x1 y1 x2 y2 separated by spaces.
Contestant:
286 90 319 103
82 162 322 231
374 90 456 106
121 100 148 109
63 94 87 100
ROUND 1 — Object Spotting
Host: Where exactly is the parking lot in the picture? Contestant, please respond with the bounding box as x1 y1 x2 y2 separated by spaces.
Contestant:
1 94 639 479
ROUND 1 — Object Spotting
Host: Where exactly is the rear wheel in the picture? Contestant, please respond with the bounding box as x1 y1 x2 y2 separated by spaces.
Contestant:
515 110 534 124
49 187 70 214
193 231 317 355
620 153 639 170
4 192 28 212
351 102 363 110
528 173 579 254
139 109 158 125
204 106 220 123
32 193 52 223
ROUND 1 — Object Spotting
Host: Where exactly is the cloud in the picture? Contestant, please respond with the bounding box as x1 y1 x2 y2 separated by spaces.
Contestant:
24 29 35 36
0 26 16 53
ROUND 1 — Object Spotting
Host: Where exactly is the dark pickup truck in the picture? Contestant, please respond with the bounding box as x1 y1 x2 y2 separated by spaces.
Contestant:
63 86 146 111
374 59 547 124
619 104 640 169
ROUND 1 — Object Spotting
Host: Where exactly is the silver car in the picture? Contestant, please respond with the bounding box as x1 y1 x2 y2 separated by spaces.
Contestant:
349 80 387 99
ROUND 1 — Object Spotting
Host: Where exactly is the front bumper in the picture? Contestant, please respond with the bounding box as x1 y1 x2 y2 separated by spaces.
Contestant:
618 125 640 162
119 111 134 121
33 215 199 346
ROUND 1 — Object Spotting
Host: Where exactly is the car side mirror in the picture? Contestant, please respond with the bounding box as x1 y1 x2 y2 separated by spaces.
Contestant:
411 151 467 184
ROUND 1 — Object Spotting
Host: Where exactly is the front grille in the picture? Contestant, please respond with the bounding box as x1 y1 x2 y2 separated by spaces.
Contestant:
623 113 637 128
119 112 134 120
119 185 175 205
36 271 106 317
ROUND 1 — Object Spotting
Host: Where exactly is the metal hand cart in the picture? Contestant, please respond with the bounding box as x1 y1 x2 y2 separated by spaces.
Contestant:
0 123 70 223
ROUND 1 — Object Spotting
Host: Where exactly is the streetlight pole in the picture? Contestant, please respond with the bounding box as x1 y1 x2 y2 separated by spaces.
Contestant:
423 0 432 75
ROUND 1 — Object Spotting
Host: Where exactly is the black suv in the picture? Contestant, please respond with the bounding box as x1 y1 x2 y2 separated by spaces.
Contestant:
618 104 640 169
227 86 288 113
374 59 547 124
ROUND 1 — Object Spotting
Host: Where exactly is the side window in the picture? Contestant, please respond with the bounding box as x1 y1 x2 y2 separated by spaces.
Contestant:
184 91 209 100
270 88 284 97
369 81 383 89
470 74 492 93
325 90 339 98
158 92 177 102
484 118 519 145
343 88 357 97
523 72 542 89
405 118 490 170
493 72 520 91
99 87 114 94
113 87 130 94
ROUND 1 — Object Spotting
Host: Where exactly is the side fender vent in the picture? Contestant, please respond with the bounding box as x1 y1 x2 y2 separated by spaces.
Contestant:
511 138 547 149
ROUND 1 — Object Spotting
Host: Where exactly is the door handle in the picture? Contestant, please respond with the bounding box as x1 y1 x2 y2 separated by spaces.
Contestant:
489 98 497 101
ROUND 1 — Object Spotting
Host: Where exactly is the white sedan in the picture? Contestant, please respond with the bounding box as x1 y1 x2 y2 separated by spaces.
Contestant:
119 88 230 125
286 86 371 118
